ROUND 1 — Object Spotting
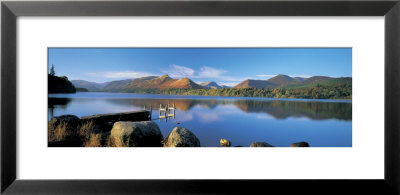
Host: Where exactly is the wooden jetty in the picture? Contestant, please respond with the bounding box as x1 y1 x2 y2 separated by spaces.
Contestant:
144 104 176 122
80 110 151 124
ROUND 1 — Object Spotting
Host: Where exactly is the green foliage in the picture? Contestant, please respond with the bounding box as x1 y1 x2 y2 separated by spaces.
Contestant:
285 77 352 89
99 77 351 99
48 74 76 93
102 82 351 100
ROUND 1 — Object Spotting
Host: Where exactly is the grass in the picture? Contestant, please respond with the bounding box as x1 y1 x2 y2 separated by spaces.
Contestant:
84 133 102 147
79 121 95 139
49 120 105 147
48 121 68 142
79 121 104 147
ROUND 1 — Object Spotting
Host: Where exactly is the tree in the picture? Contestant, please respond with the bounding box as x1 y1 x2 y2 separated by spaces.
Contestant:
50 64 56 76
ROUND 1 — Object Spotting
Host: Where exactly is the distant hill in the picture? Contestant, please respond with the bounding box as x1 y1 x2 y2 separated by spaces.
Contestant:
294 77 306 82
302 76 332 85
101 74 203 91
101 79 135 91
71 74 350 93
169 77 203 89
233 74 343 89
76 88 89 92
267 74 301 86
284 77 351 89
48 74 76 93
71 80 108 91
233 79 277 89
200 81 223 89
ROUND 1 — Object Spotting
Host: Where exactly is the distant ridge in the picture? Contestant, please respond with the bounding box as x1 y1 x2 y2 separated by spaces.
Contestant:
233 79 277 89
72 74 348 92
234 74 337 89
200 81 223 89
100 74 203 91
302 76 332 84
267 74 301 86
71 80 108 91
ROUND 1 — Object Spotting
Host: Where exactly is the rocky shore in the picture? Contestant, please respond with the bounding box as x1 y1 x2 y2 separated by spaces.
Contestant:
48 111 309 147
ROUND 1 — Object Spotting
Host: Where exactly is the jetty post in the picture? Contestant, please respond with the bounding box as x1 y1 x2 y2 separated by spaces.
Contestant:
143 105 152 119
156 103 176 122
172 104 175 119
149 105 152 119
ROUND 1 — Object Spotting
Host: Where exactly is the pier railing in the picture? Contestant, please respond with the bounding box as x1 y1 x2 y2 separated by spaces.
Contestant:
144 104 176 122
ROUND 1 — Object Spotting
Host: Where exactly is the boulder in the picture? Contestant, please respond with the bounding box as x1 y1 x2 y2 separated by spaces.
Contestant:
290 142 310 147
220 139 231 147
48 114 80 134
164 127 200 147
250 142 274 147
110 121 163 147
81 111 151 133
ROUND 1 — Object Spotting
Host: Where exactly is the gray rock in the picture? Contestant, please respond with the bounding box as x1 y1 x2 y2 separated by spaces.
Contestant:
110 121 163 147
250 142 274 147
220 139 231 147
164 127 200 147
49 114 80 134
290 142 310 147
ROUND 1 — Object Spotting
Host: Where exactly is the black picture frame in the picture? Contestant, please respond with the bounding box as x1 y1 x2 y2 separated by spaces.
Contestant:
2 0 400 194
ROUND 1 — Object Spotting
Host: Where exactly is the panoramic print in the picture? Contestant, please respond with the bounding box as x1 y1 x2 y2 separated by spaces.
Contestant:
48 48 352 147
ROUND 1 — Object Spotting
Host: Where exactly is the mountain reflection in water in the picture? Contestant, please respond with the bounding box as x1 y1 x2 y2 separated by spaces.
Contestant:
50 97 351 121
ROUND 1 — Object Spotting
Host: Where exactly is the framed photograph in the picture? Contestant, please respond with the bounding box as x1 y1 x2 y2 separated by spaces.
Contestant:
2 0 400 194
47 47 352 148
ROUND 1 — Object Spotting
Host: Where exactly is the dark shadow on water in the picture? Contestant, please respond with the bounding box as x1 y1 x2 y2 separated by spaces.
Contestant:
49 97 72 108
48 98 72 118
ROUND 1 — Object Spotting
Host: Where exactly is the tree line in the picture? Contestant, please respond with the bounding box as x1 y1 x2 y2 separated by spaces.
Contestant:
112 84 351 99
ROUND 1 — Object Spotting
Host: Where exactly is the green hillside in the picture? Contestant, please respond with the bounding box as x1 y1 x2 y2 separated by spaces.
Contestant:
284 77 352 89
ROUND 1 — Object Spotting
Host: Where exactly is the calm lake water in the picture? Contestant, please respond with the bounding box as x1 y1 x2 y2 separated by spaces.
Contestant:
48 92 352 147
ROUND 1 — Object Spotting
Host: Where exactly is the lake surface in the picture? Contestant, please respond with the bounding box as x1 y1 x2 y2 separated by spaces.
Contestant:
48 92 352 147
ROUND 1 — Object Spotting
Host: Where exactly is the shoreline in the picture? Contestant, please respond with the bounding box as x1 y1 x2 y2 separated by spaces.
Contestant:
49 91 352 102
48 112 312 148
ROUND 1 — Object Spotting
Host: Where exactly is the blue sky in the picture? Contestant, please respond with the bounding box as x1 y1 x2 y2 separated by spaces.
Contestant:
48 48 352 86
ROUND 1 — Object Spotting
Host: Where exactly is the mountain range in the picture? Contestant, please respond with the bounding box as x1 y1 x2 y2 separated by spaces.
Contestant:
233 74 333 89
71 74 349 92
200 81 230 89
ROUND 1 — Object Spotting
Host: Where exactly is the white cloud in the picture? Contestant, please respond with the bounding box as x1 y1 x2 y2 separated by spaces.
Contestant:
219 82 240 87
256 74 276 78
87 71 155 79
256 114 274 120
290 74 312 78
196 112 222 123
162 65 234 81
198 66 227 78
162 64 195 78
